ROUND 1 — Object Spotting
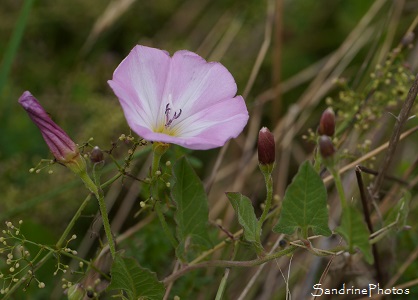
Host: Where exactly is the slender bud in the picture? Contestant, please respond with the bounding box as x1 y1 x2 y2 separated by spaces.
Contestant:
318 108 335 136
318 135 335 159
258 127 275 174
18 91 86 175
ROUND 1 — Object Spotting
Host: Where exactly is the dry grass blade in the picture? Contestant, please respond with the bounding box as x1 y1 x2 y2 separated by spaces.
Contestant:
81 0 137 55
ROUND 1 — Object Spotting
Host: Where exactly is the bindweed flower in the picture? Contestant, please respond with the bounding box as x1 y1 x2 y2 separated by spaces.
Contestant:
318 107 335 136
258 127 275 174
18 91 86 175
108 45 249 150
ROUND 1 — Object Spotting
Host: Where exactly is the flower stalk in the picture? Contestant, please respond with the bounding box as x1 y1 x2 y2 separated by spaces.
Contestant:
150 143 177 248
79 173 116 258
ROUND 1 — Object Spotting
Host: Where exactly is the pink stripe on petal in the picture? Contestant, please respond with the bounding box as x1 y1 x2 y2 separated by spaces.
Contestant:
109 45 171 129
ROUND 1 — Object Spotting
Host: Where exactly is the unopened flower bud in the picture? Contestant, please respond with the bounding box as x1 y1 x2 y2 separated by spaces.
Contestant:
258 127 275 174
18 91 87 175
90 146 104 163
258 127 275 165
318 135 335 159
318 108 335 136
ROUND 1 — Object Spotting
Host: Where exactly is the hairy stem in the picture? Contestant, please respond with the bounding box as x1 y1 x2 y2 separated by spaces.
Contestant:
80 172 116 259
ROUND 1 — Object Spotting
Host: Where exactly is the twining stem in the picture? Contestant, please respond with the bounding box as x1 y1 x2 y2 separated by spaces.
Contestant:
79 171 116 259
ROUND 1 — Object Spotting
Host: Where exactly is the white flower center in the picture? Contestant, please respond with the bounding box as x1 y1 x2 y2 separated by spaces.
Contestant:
154 95 183 136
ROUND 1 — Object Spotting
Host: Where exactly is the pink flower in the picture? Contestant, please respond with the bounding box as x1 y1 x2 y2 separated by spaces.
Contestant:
108 45 249 150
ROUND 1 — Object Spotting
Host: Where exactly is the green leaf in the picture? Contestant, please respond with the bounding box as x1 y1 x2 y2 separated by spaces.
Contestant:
384 192 410 231
226 192 260 244
108 255 165 300
273 160 331 238
336 205 373 264
172 156 212 261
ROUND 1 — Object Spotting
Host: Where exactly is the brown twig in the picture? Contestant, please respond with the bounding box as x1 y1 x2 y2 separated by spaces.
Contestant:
355 166 383 284
371 73 418 198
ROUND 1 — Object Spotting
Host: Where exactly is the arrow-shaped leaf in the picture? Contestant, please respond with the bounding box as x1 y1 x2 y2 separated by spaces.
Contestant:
273 160 331 238
172 157 212 261
108 255 165 299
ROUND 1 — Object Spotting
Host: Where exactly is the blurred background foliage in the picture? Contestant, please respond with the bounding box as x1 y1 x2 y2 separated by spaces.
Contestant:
1 0 418 299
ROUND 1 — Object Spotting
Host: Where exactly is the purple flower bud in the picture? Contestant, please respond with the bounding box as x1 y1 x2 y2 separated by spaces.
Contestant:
318 108 335 136
90 146 104 163
318 135 335 158
18 91 82 166
258 127 275 166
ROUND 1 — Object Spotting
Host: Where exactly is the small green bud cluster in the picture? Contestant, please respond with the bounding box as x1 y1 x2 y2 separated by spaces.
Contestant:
54 234 79 276
28 159 55 175
0 220 47 294
325 46 415 138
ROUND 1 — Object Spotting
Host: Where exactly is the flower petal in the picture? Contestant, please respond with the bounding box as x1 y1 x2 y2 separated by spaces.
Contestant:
162 50 239 118
108 45 171 131
141 95 248 150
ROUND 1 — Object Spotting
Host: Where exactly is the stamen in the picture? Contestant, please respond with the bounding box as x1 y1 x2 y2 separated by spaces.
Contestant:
165 103 171 115
164 104 182 128
174 109 182 119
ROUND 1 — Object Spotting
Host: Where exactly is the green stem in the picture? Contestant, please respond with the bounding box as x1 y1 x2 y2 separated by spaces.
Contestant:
150 144 177 249
163 245 298 285
79 171 116 259
151 149 162 176
257 172 273 240
215 268 230 300
330 167 348 209
56 194 92 247
313 147 321 173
